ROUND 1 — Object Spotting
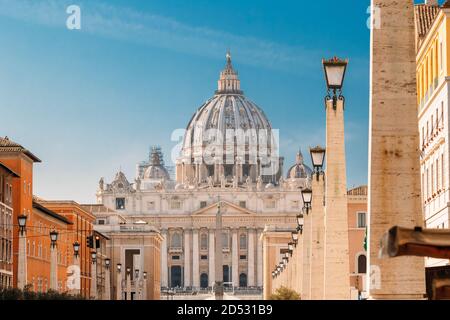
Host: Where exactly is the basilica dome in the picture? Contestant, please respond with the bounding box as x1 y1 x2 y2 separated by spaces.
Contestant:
287 149 312 179
182 52 274 158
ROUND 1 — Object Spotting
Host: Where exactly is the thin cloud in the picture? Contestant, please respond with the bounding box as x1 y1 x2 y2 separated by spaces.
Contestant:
0 0 321 73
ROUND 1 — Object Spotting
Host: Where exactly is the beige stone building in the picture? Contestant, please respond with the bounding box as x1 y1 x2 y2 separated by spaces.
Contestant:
94 53 308 295
414 0 450 269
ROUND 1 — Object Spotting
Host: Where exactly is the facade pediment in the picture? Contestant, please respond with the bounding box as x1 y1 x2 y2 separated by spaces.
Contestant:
192 200 256 216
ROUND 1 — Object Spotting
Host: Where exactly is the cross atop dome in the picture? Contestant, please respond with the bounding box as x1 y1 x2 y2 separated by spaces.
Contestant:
216 50 242 94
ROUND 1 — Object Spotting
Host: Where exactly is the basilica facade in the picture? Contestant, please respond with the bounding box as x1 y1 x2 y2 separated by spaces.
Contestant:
94 53 311 291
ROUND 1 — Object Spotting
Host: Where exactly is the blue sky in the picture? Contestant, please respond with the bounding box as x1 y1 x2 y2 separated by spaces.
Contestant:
0 0 372 203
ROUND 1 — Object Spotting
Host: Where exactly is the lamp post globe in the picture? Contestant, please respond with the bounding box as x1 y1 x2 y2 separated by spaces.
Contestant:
18 215 27 234
105 258 110 269
73 241 80 257
117 263 122 273
301 188 312 214
50 230 58 247
322 56 348 109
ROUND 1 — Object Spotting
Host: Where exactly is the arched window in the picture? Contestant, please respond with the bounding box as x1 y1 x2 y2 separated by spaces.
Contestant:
357 254 367 274
200 233 208 250
240 234 247 250
239 273 247 288
171 232 182 248
200 273 209 288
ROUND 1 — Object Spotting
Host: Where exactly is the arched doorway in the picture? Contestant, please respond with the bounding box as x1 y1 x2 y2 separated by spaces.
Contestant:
357 254 367 274
200 273 209 288
170 266 182 288
239 273 247 288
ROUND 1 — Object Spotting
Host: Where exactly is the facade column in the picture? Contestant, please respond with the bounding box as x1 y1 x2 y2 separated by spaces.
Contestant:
310 174 325 299
208 229 215 286
192 229 200 289
50 244 58 291
302 206 312 300
232 229 239 287
184 230 191 287
247 228 255 287
369 0 425 299
17 230 27 290
256 229 263 287
161 229 168 288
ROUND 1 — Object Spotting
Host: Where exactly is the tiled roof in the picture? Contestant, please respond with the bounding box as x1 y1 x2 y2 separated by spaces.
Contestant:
0 136 41 162
414 4 440 40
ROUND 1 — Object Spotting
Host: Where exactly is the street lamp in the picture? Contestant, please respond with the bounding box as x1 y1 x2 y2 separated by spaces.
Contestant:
322 57 348 109
291 231 299 244
105 258 110 269
143 272 147 280
117 263 122 273
126 267 131 275
310 146 326 180
73 241 80 257
135 269 140 280
297 224 304 235
50 230 58 248
288 243 294 253
301 188 312 214
18 214 27 235
91 251 97 263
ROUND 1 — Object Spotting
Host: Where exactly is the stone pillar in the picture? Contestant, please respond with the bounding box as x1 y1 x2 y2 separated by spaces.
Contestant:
302 206 312 300
192 229 200 289
90 260 97 299
232 229 239 287
256 229 263 287
310 174 325 299
209 230 215 286
369 0 425 299
126 272 131 300
247 229 255 287
104 265 111 300
295 234 303 296
50 245 58 291
184 230 191 287
116 270 122 300
323 97 350 300
17 232 27 290
161 230 168 288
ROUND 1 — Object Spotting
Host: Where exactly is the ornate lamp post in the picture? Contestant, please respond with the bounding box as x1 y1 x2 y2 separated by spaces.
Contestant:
310 146 326 181
17 214 27 290
301 188 312 214
49 230 59 291
126 267 132 300
322 57 348 109
116 263 122 300
104 258 111 300
134 269 141 300
71 241 81 296
143 271 148 300
90 251 97 299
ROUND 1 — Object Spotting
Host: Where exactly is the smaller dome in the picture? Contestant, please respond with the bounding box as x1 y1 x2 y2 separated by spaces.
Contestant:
144 166 170 180
175 183 185 190
287 149 312 179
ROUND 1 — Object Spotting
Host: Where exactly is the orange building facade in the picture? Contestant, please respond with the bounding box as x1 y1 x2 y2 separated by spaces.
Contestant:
0 162 19 289
38 200 95 298
0 136 41 288
28 201 72 292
